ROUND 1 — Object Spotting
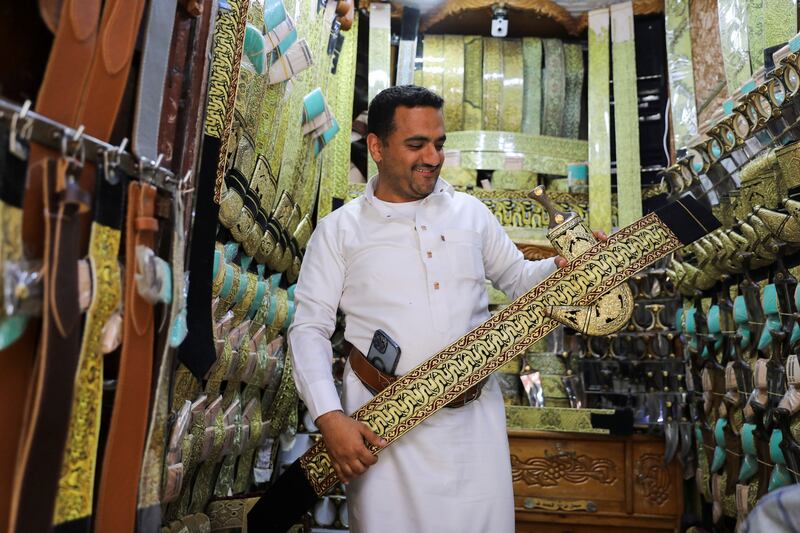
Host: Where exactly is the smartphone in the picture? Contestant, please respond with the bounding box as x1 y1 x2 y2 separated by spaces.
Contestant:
366 329 401 375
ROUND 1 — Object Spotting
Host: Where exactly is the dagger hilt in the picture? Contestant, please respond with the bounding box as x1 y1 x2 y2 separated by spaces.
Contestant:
529 185 571 229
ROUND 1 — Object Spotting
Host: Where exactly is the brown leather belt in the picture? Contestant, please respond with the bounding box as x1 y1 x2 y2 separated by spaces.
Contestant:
349 346 486 408
10 159 89 533
3 1 101 528
94 181 158 531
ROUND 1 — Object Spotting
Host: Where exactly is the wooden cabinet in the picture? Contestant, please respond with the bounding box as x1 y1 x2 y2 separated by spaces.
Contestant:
509 430 682 532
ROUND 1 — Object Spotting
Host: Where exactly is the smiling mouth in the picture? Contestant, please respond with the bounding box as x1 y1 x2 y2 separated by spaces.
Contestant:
413 167 438 176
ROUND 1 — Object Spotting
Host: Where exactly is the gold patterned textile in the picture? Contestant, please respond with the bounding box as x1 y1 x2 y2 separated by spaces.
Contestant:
422 34 444 96
522 38 543 136
53 224 121 524
482 37 503 131
506 406 613 434
611 2 642 228
463 35 483 130
317 13 359 222
588 8 612 234
443 34 465 131
206 0 249 202
299 212 690 496
501 39 524 133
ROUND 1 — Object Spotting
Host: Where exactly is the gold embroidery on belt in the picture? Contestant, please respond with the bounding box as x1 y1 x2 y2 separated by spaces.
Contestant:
300 215 682 495
53 224 122 524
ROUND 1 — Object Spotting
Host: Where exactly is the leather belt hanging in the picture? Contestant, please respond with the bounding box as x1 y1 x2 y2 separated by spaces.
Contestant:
12 0 147 530
10 159 89 533
138 3 214 530
94 181 158 532
2 1 101 528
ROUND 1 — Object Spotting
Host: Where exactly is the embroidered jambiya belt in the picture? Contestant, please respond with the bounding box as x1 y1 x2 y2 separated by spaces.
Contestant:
93 181 158 531
53 166 125 531
247 190 721 532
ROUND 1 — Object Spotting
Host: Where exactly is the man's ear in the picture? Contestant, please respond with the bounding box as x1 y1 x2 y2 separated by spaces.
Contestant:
366 133 383 164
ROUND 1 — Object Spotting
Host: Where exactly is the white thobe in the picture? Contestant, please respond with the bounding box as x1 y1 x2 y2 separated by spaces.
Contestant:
289 177 556 533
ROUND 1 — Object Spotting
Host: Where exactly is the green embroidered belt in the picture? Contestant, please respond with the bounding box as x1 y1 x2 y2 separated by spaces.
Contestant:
611 1 642 228
501 39 524 133
463 35 483 131
764 0 796 49
422 34 444 96
522 38 543 136
137 190 187 522
506 406 614 434
747 0 767 71
718 0 753 96
588 8 613 234
542 39 566 137
482 36 503 131
367 2 391 179
443 34 465 131
564 43 584 139
317 13 359 222
665 0 699 148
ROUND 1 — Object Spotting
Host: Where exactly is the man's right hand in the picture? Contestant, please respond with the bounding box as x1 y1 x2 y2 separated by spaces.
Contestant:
315 410 387 483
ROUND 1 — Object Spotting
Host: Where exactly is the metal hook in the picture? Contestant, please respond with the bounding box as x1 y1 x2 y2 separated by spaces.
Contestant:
139 156 155 185
102 137 128 185
9 99 33 159
60 125 86 170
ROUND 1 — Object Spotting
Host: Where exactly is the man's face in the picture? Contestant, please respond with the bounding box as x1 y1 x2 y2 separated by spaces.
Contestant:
368 106 446 202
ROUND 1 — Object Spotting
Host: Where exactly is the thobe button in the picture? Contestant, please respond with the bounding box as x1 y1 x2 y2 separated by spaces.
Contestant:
420 225 427 230
426 251 432 258
433 282 440 290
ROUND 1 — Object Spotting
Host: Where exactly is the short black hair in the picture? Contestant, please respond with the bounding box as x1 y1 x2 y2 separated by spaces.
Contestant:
367 85 444 141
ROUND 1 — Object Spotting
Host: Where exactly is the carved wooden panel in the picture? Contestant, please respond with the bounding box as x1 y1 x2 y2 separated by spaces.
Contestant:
510 444 618 487
510 430 682 531
508 433 626 514
633 441 681 517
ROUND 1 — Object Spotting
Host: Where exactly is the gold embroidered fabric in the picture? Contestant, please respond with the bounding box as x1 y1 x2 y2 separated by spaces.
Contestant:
53 224 122 524
300 213 684 495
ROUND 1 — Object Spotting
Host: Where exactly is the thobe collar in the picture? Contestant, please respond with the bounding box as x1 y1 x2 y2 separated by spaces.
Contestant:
363 174 455 221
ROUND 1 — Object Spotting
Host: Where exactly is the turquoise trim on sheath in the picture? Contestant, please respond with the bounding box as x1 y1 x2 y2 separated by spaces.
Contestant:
219 265 235 299
711 418 728 472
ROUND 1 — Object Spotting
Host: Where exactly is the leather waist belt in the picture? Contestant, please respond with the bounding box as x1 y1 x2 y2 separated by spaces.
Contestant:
11 159 88 533
349 346 485 408
5 1 101 528
94 181 158 532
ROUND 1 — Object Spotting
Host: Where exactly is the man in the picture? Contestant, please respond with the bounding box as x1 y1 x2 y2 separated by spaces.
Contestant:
289 85 600 532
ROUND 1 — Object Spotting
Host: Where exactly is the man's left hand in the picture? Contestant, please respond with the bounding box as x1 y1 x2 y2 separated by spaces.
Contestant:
554 230 608 268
